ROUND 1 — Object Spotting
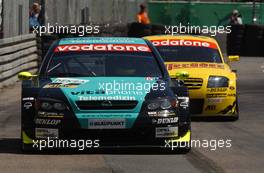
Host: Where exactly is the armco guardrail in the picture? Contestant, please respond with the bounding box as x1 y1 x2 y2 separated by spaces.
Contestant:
0 34 39 88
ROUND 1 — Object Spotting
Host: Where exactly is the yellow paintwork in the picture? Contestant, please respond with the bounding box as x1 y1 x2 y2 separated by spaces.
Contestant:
145 35 238 116
174 130 191 142
175 71 190 80
164 131 191 150
228 55 240 62
18 71 37 80
22 131 33 144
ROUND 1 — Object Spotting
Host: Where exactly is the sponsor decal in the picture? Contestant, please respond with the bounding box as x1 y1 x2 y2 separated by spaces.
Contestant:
145 77 155 81
151 39 217 49
205 105 216 111
88 119 126 129
158 110 176 117
80 114 132 118
147 110 176 117
207 88 227 92
166 63 224 70
153 117 178 124
53 78 88 84
207 98 223 104
59 37 146 45
44 78 89 88
71 90 105 95
38 111 64 118
44 83 79 88
78 95 136 101
35 128 59 139
54 44 151 52
23 102 33 109
156 127 178 138
35 118 61 125
206 93 227 98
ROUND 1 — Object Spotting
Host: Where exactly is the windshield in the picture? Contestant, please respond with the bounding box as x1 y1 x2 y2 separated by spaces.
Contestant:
156 46 222 63
46 52 163 77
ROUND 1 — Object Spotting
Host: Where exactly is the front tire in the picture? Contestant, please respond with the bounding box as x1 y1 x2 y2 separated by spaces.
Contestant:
231 98 239 121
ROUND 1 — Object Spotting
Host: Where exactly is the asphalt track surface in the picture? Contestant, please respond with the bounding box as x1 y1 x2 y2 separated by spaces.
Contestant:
0 57 263 173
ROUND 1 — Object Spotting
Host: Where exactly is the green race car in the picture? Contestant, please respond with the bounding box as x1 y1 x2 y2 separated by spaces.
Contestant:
19 37 191 152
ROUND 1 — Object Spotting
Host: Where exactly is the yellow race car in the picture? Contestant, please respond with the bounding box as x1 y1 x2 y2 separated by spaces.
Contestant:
145 35 239 120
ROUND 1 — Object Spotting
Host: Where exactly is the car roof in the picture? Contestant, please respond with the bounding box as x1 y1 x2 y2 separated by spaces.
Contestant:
144 35 218 44
58 37 148 45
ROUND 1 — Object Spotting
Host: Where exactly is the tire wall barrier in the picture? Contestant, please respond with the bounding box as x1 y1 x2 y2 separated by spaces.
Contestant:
227 24 264 57
0 34 39 88
127 23 152 38
127 22 201 38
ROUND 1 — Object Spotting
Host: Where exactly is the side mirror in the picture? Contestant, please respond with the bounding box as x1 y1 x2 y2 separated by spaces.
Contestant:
175 71 189 80
228 55 240 62
18 72 37 80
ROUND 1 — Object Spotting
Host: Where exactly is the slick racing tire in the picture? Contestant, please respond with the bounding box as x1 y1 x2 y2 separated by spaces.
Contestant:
171 143 191 154
177 147 191 154
227 97 239 121
230 99 239 121
21 113 35 153
163 143 191 154
20 132 34 153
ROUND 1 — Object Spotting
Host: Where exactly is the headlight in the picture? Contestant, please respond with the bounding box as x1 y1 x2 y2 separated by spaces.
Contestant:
53 102 66 111
207 76 229 88
40 102 53 110
147 98 178 110
147 102 160 110
37 99 67 111
160 99 172 109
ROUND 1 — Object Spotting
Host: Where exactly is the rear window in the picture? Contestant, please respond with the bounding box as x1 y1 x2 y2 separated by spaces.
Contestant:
46 51 163 78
